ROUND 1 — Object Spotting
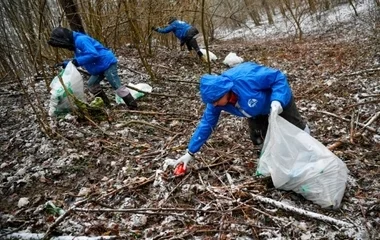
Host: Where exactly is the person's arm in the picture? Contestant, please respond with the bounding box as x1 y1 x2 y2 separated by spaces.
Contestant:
188 104 221 154
74 37 100 66
156 24 175 34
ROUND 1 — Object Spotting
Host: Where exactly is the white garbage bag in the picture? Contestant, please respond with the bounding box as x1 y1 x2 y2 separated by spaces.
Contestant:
48 62 84 116
116 83 153 104
223 52 244 67
256 114 349 209
199 49 218 61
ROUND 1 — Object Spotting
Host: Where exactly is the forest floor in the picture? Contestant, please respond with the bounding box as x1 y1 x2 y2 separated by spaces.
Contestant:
0 20 379 239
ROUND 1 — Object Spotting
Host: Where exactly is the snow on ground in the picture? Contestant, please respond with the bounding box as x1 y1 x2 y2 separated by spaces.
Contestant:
216 0 374 40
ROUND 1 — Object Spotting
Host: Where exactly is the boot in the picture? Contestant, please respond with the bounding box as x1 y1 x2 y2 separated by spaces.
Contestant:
94 89 111 107
122 93 138 110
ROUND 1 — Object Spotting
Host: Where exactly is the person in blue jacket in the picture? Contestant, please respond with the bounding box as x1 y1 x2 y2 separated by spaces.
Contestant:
173 61 310 170
48 27 137 109
152 17 206 61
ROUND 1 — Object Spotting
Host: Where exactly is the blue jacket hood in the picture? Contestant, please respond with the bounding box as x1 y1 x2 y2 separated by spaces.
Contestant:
200 74 233 104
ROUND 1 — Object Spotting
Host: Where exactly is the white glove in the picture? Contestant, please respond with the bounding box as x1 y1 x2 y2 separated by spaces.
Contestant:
176 151 194 170
271 101 283 115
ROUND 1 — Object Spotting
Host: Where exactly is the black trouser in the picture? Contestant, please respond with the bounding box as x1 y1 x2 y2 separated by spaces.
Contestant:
181 27 202 57
248 96 306 145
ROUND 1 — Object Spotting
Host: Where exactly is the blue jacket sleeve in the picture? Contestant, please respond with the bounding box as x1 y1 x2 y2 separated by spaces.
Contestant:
188 104 221 154
157 24 175 34
75 37 100 66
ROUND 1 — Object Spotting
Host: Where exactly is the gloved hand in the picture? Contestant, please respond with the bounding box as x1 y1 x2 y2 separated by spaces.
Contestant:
175 150 194 170
62 59 70 68
270 100 283 115
60 59 78 68
151 26 158 31
71 58 79 67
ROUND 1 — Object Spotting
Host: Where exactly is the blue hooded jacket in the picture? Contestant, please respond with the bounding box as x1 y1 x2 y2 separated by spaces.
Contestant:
156 20 191 41
73 32 117 75
188 62 292 154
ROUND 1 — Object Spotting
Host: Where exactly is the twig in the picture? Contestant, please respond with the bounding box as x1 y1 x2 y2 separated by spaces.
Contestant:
5 233 117 240
118 120 177 134
73 207 219 214
357 94 380 99
327 141 344 151
350 111 355 144
124 84 195 99
43 199 88 240
318 110 378 133
114 109 187 116
249 192 354 228
360 111 380 133
335 67 380 77
0 222 27 238
83 114 110 136
166 78 199 85
343 99 380 109
151 63 173 70
96 175 155 201
195 158 235 171
120 67 148 76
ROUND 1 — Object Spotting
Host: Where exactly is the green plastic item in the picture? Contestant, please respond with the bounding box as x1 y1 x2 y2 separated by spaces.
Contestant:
90 97 104 108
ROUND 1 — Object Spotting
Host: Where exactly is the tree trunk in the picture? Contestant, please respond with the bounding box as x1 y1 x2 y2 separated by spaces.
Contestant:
262 0 274 25
244 0 261 26
58 0 85 33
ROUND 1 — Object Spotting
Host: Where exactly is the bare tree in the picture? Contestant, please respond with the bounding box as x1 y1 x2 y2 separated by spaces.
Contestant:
281 0 310 40
244 0 262 26
58 0 85 33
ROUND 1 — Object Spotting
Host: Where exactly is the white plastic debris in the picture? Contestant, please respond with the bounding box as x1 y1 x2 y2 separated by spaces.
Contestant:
116 83 153 104
223 52 244 67
18 197 29 208
130 214 147 227
78 187 91 196
200 49 218 61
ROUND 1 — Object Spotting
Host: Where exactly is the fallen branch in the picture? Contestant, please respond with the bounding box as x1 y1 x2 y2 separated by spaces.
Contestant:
249 192 355 228
360 111 380 132
124 84 195 99
318 110 378 133
343 99 380 110
42 199 88 240
166 77 199 85
73 207 219 214
335 67 380 77
114 109 188 117
118 120 177 134
5 233 117 240
96 175 155 201
327 141 344 151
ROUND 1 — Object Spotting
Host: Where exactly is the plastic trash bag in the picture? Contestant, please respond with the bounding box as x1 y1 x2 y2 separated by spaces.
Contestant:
223 52 244 67
199 49 218 61
116 83 152 104
256 114 349 209
48 62 84 116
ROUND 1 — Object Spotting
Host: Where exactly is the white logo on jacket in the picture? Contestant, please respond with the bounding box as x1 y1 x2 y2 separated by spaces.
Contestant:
248 99 258 107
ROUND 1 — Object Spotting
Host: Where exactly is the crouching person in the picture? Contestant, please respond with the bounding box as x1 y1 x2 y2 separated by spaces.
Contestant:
172 61 310 170
48 26 137 109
